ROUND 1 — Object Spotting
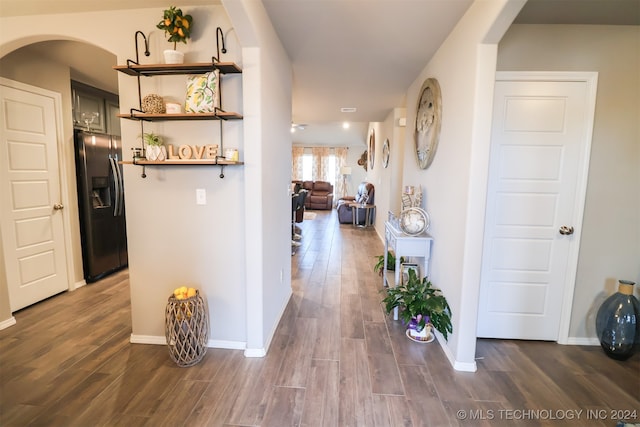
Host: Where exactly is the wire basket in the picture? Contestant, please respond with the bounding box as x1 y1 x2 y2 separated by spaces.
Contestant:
164 291 209 367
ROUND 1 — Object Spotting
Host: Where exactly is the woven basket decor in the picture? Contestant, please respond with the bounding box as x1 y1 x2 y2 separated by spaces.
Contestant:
164 291 209 367
142 94 166 114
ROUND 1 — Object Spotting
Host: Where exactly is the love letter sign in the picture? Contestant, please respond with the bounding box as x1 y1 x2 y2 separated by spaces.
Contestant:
167 144 219 160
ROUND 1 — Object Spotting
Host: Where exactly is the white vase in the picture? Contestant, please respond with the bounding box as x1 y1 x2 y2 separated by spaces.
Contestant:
146 146 166 161
163 49 184 64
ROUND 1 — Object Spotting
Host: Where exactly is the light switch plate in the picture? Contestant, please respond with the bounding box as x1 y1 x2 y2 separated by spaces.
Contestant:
196 188 206 205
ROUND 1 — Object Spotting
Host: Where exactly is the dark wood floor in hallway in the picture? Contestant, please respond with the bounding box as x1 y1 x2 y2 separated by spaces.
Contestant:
1 209 638 426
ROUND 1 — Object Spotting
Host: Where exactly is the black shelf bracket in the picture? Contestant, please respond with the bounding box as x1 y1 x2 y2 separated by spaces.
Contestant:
134 31 151 64
213 27 227 63
213 27 229 110
133 31 151 114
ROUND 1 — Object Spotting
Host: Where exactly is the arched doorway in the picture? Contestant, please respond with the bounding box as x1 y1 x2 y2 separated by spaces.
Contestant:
0 40 119 311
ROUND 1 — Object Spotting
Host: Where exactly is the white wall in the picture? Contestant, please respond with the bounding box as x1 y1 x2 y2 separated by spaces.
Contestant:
347 146 367 188
400 0 525 371
223 0 294 355
366 108 407 235
497 24 640 340
0 3 293 354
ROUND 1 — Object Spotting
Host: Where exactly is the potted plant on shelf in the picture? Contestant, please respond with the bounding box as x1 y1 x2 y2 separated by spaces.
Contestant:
381 269 452 343
373 251 404 277
143 132 166 161
156 5 193 64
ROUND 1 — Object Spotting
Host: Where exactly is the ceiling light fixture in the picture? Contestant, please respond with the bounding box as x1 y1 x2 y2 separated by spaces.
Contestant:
342 122 350 129
291 123 307 132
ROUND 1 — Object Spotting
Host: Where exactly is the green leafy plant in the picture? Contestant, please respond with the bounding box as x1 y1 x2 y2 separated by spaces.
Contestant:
157 6 193 50
143 132 163 146
381 269 452 341
373 251 404 276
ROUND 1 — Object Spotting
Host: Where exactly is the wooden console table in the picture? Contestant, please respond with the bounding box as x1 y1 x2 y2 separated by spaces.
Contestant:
383 221 433 320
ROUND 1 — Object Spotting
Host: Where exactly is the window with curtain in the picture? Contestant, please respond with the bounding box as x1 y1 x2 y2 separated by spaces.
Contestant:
292 147 348 203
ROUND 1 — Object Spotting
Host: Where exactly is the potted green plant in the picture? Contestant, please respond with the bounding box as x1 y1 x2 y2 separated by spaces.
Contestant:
381 269 452 342
373 251 404 276
156 6 193 64
143 132 166 161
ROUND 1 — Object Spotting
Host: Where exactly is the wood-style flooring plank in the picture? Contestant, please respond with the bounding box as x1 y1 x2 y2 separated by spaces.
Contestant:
1 211 638 427
398 364 450 426
300 359 340 427
338 338 377 427
260 385 306 427
364 321 404 395
275 317 318 388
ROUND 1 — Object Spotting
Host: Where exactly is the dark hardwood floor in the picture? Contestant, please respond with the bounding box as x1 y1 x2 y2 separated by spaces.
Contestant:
1 209 638 426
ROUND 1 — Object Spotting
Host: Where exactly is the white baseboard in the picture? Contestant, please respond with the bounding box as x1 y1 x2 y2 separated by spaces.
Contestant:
74 279 87 290
130 334 166 345
130 334 247 351
211 339 246 350
0 316 16 330
454 359 478 372
129 291 293 358
435 330 477 372
244 348 267 357
564 336 600 346
246 289 292 358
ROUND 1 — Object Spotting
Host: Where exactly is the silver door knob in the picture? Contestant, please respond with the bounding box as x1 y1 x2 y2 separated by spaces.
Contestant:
559 225 574 235
53 203 64 210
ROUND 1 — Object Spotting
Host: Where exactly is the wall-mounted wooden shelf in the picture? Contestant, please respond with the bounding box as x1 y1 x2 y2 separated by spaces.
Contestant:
113 61 242 76
114 30 242 179
117 111 243 121
122 159 243 166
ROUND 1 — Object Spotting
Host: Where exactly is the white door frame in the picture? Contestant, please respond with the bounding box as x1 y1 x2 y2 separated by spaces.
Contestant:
0 77 76 298
491 71 598 344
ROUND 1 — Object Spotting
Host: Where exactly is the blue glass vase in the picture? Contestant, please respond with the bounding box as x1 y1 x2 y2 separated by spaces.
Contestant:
595 280 640 360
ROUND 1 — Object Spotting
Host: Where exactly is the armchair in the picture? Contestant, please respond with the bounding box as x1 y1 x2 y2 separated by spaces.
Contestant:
303 180 334 210
336 182 375 224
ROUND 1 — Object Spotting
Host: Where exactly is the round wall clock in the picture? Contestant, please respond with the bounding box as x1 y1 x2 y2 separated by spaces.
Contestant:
368 128 375 170
382 138 390 168
414 77 442 169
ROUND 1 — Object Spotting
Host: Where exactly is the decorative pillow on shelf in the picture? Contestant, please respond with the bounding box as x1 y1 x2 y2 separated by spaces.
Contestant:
185 70 219 113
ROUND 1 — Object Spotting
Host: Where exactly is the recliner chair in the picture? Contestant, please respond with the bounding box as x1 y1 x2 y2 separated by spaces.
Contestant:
336 182 375 224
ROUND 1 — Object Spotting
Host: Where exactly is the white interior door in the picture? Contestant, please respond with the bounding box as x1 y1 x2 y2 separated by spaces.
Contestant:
477 73 596 341
0 79 69 311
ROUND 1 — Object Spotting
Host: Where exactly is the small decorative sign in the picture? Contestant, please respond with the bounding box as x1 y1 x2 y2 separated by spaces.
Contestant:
167 144 219 160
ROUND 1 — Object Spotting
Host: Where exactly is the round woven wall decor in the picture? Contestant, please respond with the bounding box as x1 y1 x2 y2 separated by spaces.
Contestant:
142 94 166 114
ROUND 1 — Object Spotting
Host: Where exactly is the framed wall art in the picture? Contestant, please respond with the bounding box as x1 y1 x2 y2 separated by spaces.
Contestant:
414 77 442 169
382 138 390 168
368 128 375 170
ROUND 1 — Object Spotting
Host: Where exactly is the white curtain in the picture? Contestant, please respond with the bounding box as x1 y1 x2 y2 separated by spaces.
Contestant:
335 147 348 198
311 147 331 181
291 146 305 181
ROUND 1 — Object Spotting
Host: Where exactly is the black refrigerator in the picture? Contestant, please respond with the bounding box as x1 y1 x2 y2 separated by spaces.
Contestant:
74 129 128 283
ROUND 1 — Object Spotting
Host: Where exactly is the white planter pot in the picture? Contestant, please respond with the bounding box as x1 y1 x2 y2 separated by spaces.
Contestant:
146 146 166 161
406 324 434 343
163 49 184 64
